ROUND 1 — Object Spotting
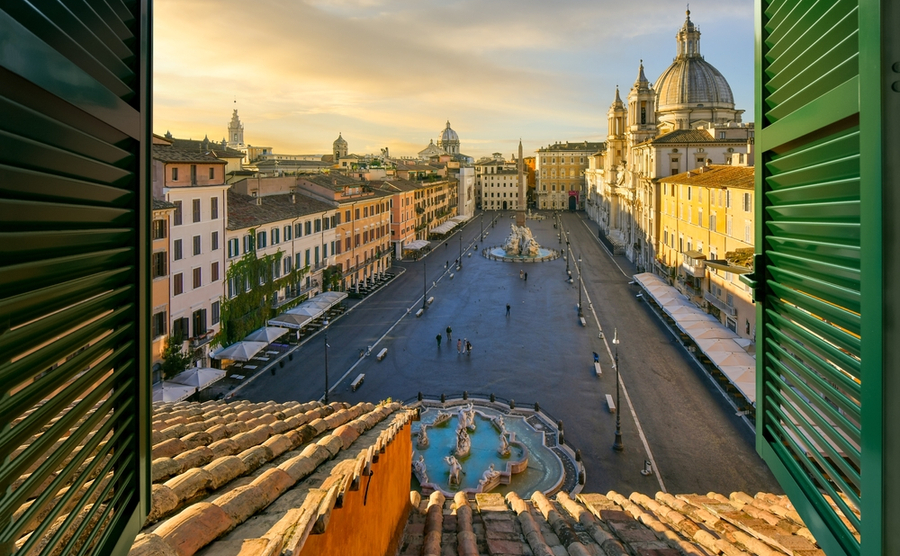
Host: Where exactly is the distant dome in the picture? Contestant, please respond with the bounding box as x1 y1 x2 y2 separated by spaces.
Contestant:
654 10 734 112
439 121 458 143
333 133 348 147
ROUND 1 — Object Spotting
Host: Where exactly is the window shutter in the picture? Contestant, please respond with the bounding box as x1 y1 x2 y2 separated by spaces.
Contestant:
748 2 893 555
0 0 150 554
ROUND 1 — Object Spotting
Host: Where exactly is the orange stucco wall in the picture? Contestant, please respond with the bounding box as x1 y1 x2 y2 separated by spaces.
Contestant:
298 424 413 556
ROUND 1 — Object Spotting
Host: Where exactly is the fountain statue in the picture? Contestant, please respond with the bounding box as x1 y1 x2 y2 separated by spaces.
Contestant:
504 224 542 257
413 455 428 484
458 403 476 432
417 424 429 449
433 410 452 427
498 433 510 457
444 456 463 487
478 464 502 491
455 426 471 458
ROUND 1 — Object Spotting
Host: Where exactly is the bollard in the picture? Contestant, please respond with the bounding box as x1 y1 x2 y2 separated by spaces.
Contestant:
417 391 423 401
557 420 564 431
270 368 276 375
462 391 468 400
575 449 582 462
534 402 540 412
288 353 293 361
559 431 565 445
440 393 446 403
279 360 284 368
579 471 585 485
509 399 515 409
490 393 496 403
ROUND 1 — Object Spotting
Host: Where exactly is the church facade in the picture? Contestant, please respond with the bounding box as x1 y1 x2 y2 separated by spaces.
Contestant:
587 10 754 274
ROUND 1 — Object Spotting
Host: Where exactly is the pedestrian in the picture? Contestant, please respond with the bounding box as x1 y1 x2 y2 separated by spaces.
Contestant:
525 272 528 281
506 303 511 317
436 334 442 347
446 326 452 341
457 339 462 354
519 270 524 279
466 340 472 355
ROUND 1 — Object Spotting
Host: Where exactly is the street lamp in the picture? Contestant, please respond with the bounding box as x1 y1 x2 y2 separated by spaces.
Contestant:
612 328 623 452
458 234 463 270
323 319 330 403
565 237 570 274
577 255 583 318
423 262 427 310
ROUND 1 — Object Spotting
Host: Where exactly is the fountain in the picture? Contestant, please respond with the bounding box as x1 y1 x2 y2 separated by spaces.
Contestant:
485 223 559 262
412 401 573 498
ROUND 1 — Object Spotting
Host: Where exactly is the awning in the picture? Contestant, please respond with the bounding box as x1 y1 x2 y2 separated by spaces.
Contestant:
267 291 348 329
404 239 431 251
169 368 226 389
430 221 457 235
152 382 196 403
633 272 756 405
704 259 752 274
211 340 268 361
450 214 471 224
243 326 290 343
683 250 706 259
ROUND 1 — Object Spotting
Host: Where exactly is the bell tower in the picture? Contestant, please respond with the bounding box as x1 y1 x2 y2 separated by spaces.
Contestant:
227 109 244 148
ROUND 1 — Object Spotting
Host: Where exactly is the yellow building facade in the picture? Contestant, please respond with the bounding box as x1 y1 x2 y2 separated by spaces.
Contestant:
658 164 756 340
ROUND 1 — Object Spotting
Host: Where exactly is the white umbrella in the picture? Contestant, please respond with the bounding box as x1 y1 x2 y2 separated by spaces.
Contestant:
170 368 226 389
212 341 268 361
268 313 313 329
243 326 290 343
152 382 196 403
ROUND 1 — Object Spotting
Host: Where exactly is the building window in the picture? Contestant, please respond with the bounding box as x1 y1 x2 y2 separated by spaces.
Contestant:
345 237 351 250
211 262 220 282
305 249 310 266
305 221 312 235
173 239 183 260
211 301 220 325
209 167 215 180
243 234 253 254
171 167 178 181
294 223 302 238
745 221 752 243
192 199 201 222
192 309 207 337
272 227 279 244
211 231 219 251
709 213 716 230
284 225 291 241
315 246 320 265
727 215 733 236
152 311 167 338
257 231 267 248
743 192 752 212
190 165 197 184
192 267 202 289
192 235 201 256
315 219 322 233
152 219 166 239
211 197 219 219
228 238 239 258
173 201 183 226
152 252 167 278
687 186 692 200
174 273 183 295
355 208 360 220
284 257 291 274
726 190 732 208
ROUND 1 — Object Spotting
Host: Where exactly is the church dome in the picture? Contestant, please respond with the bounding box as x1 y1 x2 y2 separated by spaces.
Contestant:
333 133 347 147
439 121 459 143
654 10 735 112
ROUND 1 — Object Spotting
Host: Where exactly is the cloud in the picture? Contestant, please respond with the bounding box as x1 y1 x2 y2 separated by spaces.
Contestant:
154 0 754 158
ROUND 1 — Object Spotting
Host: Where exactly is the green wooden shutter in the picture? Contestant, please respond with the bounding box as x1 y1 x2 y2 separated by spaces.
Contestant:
0 0 151 555
751 1 890 555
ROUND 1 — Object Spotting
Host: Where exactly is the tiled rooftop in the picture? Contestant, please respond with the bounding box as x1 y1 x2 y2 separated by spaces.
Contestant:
645 129 749 145
225 190 336 230
537 142 606 153
152 145 228 164
298 174 364 190
659 165 754 189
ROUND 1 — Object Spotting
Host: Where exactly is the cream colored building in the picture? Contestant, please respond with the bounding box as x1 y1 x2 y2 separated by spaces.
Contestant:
535 141 605 210
591 10 754 272
658 164 756 340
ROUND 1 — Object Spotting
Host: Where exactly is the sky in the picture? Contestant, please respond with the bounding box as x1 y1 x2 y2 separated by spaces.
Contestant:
153 0 754 160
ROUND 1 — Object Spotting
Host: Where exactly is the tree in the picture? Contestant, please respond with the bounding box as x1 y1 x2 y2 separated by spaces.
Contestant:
161 336 192 380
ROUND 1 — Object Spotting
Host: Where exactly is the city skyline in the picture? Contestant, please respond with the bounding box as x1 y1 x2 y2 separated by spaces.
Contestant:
153 0 754 159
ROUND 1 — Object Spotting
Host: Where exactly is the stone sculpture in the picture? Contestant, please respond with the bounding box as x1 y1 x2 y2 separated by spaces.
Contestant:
412 455 428 484
417 424 429 449
455 426 471 458
504 224 542 257
491 415 508 437
433 410 452 427
478 464 501 491
498 433 510 457
444 456 462 487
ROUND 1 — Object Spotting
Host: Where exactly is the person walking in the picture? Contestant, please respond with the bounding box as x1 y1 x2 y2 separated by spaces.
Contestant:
524 272 528 281
519 270 524 280
457 339 462 354
506 303 511 317
446 326 452 341
466 340 472 355
436 334 442 347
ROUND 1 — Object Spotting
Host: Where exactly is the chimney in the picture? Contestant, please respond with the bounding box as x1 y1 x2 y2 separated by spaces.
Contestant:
256 196 262 206
291 193 296 204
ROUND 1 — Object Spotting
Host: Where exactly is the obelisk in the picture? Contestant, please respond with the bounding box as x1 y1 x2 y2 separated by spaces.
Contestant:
516 139 526 226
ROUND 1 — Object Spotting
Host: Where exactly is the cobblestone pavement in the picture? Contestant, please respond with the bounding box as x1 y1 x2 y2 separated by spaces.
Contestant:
235 210 780 496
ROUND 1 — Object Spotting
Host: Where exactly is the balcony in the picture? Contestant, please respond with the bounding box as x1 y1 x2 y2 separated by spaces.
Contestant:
681 251 706 278
704 291 736 316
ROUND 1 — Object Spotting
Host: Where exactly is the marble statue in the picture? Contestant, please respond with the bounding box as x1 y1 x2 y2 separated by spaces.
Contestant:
491 415 508 436
498 433 510 457
413 455 428 484
478 464 501 490
455 426 471 458
444 456 462 487
433 410 452 427
417 424 429 449
504 224 542 257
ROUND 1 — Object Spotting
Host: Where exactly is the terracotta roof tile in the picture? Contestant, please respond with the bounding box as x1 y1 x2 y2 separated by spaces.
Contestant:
225 190 335 230
659 164 754 189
